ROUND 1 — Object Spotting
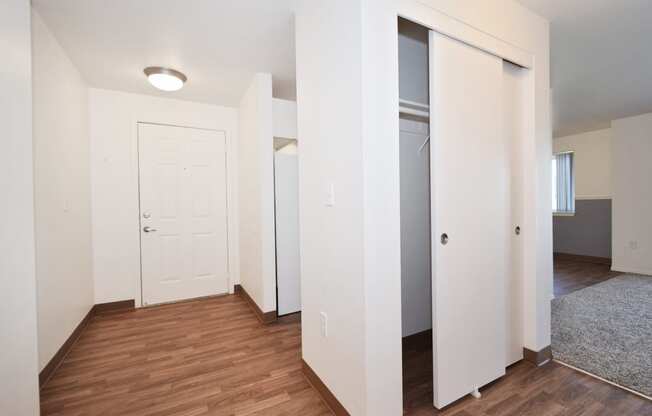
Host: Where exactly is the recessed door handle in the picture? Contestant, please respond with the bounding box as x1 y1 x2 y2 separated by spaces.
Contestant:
143 226 157 233
441 233 449 245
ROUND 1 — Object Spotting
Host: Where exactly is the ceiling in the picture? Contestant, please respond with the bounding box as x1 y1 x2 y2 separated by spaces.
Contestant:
32 0 297 107
34 0 652 135
518 0 652 136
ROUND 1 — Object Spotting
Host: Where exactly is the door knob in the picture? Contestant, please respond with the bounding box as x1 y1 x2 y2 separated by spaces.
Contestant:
143 226 157 233
441 233 449 245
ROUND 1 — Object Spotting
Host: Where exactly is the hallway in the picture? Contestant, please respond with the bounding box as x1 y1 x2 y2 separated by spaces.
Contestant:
39 294 652 415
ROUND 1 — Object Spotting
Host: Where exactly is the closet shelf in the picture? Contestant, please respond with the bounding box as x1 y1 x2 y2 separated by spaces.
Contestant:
399 98 429 120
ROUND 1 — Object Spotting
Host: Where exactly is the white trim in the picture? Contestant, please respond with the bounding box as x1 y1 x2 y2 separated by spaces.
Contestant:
554 359 652 401
610 264 652 276
398 0 534 68
575 195 612 200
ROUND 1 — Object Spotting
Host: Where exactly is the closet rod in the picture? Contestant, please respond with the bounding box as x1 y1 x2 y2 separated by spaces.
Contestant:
399 106 429 119
399 98 429 110
399 98 430 120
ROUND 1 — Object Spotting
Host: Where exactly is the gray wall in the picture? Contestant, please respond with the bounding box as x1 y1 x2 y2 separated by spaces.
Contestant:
553 199 612 258
398 18 428 105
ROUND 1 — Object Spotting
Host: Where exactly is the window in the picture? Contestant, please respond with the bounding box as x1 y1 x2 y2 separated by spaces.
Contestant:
552 152 575 214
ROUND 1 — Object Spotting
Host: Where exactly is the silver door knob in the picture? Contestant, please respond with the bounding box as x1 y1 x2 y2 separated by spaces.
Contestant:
143 226 157 233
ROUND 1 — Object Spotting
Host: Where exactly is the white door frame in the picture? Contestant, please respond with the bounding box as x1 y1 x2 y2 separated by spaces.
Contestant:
135 121 234 307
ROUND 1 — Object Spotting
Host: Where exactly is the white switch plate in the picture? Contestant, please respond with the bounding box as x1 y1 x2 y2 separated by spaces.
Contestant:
320 312 328 337
326 183 335 207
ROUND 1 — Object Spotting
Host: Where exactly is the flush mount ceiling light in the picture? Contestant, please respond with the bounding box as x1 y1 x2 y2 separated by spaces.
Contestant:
144 67 187 91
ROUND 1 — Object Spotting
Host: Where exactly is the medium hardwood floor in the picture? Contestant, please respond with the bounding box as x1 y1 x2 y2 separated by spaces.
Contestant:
40 295 331 416
402 256 650 415
553 255 621 297
41 292 650 416
402 339 652 415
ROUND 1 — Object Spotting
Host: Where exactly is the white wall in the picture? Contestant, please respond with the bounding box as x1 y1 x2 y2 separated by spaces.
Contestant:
296 3 367 413
611 113 652 275
273 98 297 140
553 128 612 199
89 88 240 306
0 0 40 413
32 10 95 370
296 0 551 414
237 73 277 313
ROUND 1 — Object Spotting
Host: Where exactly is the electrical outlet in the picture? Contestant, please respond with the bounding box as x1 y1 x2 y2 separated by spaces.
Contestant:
320 312 328 337
629 241 639 250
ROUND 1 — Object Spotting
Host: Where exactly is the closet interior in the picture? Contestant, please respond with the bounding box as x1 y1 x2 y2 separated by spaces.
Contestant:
398 18 528 410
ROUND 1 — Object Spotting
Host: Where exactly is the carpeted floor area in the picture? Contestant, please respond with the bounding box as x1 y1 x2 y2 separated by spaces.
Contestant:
552 274 652 398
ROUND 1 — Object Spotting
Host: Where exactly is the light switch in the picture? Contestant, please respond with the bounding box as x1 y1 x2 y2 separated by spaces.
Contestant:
326 183 335 207
320 312 328 337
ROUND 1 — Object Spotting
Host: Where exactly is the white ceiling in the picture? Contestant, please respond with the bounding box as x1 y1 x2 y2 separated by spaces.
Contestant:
34 0 652 135
32 0 297 107
518 0 652 136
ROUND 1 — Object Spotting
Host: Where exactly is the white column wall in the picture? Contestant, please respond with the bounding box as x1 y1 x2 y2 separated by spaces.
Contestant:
238 73 277 313
32 10 95 370
0 0 40 413
295 1 368 414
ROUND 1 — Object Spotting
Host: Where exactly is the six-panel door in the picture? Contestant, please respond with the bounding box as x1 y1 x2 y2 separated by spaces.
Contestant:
138 123 229 306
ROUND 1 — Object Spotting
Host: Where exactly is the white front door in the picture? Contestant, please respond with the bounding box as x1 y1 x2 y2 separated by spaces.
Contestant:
138 123 229 306
429 31 507 408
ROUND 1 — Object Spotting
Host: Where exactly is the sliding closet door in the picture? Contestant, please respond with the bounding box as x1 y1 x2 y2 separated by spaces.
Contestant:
429 31 507 409
504 61 526 366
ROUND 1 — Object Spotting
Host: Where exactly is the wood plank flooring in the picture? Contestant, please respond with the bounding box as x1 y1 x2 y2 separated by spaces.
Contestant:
402 338 652 415
41 285 650 416
554 256 621 297
403 258 650 415
39 295 331 416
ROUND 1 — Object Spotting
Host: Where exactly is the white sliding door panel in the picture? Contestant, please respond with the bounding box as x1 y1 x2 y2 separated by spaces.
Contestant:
274 151 301 316
504 61 527 366
139 123 229 305
429 31 507 409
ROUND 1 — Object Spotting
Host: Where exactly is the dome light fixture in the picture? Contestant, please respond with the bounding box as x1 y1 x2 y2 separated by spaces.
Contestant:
144 66 187 91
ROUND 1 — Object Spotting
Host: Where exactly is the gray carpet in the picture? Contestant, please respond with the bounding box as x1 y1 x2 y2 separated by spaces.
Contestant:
552 274 652 397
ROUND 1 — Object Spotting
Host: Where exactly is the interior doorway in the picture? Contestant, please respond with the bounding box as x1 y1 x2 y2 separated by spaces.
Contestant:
138 123 230 306
273 138 301 316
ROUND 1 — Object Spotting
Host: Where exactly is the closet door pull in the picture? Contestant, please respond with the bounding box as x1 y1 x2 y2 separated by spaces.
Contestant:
440 233 449 245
